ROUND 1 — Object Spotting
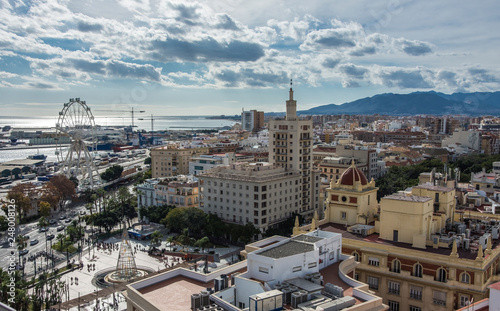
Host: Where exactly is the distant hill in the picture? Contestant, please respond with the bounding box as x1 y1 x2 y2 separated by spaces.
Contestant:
297 91 500 116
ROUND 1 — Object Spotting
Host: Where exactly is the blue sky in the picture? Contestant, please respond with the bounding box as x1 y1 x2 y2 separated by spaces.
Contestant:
0 0 499 117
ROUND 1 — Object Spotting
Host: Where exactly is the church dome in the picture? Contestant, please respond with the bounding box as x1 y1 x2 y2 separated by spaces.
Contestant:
339 162 368 186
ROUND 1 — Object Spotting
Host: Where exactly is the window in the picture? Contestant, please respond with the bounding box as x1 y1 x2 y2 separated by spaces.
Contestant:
258 267 269 274
367 276 379 290
368 257 380 266
308 262 317 269
293 266 302 272
341 211 347 220
388 281 400 295
391 259 401 273
437 268 447 283
432 290 446 306
352 252 359 262
413 263 423 278
460 272 470 284
409 285 422 300
388 301 399 311
459 295 470 307
409 306 421 311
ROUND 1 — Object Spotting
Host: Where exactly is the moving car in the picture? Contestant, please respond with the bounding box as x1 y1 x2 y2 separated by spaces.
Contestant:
19 249 29 256
46 234 55 240
56 225 65 232
30 239 39 246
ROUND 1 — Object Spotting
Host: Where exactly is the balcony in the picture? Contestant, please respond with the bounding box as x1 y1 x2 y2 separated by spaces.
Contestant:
388 288 400 295
410 293 422 300
433 299 446 306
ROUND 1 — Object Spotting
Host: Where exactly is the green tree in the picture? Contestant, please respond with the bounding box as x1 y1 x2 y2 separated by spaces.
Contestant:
100 165 124 182
39 201 51 217
21 166 31 174
1 169 10 178
11 168 21 179
144 157 151 165
150 230 163 246
194 236 211 252
0 216 8 231
166 235 176 251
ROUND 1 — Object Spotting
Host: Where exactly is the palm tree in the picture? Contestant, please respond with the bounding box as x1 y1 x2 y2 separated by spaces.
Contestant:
16 234 28 271
166 236 176 251
38 216 49 254
150 230 163 246
56 233 65 251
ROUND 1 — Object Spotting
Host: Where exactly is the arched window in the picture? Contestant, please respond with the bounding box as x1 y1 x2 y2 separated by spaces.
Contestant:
437 268 447 282
413 263 423 278
352 251 359 262
460 272 470 284
392 259 401 273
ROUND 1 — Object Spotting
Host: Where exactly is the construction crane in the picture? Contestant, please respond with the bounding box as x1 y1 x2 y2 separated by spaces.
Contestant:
138 114 155 145
95 107 145 128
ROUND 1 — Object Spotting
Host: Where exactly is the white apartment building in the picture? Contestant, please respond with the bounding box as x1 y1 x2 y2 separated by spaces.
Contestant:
189 153 236 176
136 178 160 216
199 162 301 233
268 84 319 220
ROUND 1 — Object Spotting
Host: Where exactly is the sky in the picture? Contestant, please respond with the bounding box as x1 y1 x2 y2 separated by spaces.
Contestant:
0 0 499 117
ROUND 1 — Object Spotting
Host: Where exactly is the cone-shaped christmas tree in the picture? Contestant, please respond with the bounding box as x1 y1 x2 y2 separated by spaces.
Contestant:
115 228 137 281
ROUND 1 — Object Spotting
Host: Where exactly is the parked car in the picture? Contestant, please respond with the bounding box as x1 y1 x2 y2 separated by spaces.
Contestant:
56 225 65 232
19 249 29 256
59 215 66 220
39 227 48 232
46 234 55 240
49 219 57 225
29 239 39 246
79 210 86 215
64 218 72 223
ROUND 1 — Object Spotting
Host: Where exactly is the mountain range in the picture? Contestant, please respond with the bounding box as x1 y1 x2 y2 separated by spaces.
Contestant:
296 91 500 116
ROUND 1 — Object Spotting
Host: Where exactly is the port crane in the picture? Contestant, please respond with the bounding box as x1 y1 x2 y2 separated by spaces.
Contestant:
95 107 145 128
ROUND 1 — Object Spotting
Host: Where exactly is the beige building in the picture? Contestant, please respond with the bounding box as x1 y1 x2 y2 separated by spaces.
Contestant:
294 164 500 310
199 162 301 233
151 144 209 178
155 179 199 208
268 85 320 220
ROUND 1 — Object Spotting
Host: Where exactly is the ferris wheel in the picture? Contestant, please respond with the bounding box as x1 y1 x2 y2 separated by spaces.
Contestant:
55 98 101 189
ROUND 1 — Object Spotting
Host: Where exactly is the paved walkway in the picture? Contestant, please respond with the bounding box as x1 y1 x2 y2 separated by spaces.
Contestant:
46 233 242 310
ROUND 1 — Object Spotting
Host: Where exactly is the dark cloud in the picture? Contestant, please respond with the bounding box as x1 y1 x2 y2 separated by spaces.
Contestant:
316 34 355 48
342 79 361 88
214 70 240 87
169 2 200 25
27 82 56 89
339 64 367 79
149 38 264 62
350 46 376 56
106 61 161 81
322 58 340 68
213 68 287 88
437 70 458 87
380 70 433 88
402 42 432 56
77 21 104 33
215 14 239 30
69 59 106 74
468 68 497 82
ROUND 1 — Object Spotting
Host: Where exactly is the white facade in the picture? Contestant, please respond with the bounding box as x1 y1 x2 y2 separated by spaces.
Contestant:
217 230 342 310
137 178 159 209
442 129 481 151
241 110 255 132
189 153 235 176
199 162 301 232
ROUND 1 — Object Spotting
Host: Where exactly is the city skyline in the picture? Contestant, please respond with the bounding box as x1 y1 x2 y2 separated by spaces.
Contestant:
0 0 499 117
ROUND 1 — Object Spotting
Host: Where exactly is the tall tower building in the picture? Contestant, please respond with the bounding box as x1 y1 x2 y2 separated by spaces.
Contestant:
268 81 318 219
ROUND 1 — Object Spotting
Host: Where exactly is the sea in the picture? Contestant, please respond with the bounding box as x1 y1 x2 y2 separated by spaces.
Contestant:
0 116 237 164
